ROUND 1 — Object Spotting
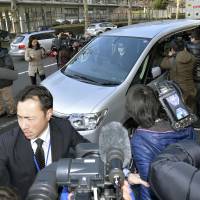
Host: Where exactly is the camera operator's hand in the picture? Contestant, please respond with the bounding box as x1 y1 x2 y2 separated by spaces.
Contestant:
128 173 149 187
122 180 132 200
68 192 74 200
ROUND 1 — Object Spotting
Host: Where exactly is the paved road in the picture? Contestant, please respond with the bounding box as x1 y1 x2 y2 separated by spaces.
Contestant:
0 56 58 133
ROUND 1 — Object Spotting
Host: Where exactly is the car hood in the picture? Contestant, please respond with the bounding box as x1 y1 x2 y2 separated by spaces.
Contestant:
41 71 117 115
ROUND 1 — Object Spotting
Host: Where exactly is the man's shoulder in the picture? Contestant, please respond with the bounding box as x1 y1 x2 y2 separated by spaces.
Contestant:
50 116 68 122
50 117 71 128
0 126 21 143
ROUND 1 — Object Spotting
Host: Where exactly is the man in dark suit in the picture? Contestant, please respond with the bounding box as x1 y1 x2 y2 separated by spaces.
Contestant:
0 85 89 199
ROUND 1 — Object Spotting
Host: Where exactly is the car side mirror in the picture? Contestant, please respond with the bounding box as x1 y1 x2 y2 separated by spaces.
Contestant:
151 66 161 79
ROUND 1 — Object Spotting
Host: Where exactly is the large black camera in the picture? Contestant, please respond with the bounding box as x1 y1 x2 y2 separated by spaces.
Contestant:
153 80 197 130
27 144 124 200
27 122 131 200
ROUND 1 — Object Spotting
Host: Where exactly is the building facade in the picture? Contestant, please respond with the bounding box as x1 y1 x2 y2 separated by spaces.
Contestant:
0 0 129 33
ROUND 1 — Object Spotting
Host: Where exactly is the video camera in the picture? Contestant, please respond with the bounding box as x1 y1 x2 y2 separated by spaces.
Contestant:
27 122 131 200
153 80 197 130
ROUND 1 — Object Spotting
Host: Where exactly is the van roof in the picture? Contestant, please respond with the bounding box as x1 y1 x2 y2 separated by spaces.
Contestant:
103 19 200 39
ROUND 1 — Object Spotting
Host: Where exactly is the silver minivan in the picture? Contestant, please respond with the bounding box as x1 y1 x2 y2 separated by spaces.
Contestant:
9 30 55 57
42 19 200 143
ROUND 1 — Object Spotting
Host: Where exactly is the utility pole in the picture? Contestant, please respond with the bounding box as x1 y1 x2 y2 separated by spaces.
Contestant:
83 0 89 32
127 0 133 25
176 0 180 19
11 0 20 33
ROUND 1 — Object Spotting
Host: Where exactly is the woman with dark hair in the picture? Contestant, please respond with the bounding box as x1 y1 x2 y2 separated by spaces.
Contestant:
126 84 196 200
25 37 46 85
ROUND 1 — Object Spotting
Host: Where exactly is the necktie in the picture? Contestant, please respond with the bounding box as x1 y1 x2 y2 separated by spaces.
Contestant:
35 138 45 170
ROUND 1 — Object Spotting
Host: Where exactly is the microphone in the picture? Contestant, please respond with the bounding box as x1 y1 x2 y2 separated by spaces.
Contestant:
99 121 131 185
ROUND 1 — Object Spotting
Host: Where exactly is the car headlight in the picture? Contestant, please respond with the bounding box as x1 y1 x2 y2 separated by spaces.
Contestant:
69 109 107 131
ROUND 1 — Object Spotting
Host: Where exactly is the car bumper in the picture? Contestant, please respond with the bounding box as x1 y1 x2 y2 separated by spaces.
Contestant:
9 50 25 57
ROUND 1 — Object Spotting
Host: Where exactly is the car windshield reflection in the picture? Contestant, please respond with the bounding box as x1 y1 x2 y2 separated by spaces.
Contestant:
62 36 150 85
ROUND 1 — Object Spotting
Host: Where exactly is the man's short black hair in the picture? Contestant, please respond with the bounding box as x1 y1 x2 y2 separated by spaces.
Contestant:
126 84 160 128
169 39 184 52
16 85 53 112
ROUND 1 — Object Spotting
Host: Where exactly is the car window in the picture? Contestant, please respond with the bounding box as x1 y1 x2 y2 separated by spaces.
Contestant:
105 23 112 27
131 55 150 85
62 36 150 85
43 33 55 39
88 25 95 29
32 32 54 40
12 36 25 44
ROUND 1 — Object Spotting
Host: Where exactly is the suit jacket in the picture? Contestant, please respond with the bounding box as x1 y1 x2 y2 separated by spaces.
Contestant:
0 117 88 199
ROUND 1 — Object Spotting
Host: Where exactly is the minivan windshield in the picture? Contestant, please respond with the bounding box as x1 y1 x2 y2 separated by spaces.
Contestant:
62 36 150 85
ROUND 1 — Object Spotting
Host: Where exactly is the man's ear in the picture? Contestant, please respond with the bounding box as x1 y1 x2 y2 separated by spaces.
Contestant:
47 108 53 120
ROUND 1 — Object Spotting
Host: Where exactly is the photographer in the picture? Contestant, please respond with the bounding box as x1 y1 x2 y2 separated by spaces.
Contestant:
160 39 196 112
126 84 196 200
57 32 73 68
187 29 200 126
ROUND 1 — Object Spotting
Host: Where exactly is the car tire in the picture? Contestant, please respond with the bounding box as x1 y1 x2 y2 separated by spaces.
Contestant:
97 32 103 35
105 28 111 32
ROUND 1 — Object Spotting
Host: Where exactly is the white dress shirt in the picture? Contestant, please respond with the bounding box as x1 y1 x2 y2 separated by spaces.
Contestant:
31 124 52 167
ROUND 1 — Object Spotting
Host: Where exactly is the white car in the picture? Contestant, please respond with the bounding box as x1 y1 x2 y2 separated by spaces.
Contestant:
86 22 117 36
42 19 200 143
9 30 55 58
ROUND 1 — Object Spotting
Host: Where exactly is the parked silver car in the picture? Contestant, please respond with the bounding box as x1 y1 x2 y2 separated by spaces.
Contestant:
9 30 55 57
42 19 200 143
86 22 117 36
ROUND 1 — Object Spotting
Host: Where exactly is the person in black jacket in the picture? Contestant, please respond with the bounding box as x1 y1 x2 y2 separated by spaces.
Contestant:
187 29 200 125
0 44 16 117
149 140 200 200
0 85 89 199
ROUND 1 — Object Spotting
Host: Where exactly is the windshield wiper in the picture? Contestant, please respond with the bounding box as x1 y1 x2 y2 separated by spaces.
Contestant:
100 81 120 86
66 73 120 86
66 73 100 84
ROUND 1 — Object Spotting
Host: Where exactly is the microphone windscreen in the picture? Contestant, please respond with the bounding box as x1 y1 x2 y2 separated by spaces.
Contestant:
99 121 131 167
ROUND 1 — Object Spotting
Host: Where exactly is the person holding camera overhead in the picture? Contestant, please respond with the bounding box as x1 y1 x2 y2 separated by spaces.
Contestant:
160 39 196 112
126 84 196 200
25 37 46 85
0 85 89 199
